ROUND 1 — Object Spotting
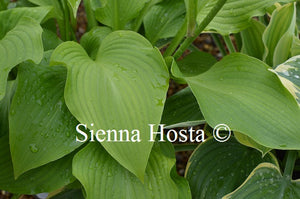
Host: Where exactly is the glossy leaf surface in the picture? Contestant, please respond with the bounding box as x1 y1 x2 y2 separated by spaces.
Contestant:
172 53 300 149
185 137 277 199
51 31 169 180
10 51 82 177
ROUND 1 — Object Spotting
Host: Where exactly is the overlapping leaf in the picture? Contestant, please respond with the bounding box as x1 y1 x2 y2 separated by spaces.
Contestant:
161 87 205 129
240 19 266 60
94 0 148 30
172 53 300 149
9 51 82 178
66 0 81 18
143 0 185 44
195 0 295 35
272 55 300 105
73 142 190 199
51 31 169 180
224 163 300 198
28 0 63 20
0 6 50 37
0 81 16 137
185 137 277 199
234 132 271 156
80 26 112 60
0 135 75 194
263 3 296 66
0 7 50 100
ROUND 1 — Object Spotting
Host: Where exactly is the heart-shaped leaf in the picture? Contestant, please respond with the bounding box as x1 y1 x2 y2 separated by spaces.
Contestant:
0 135 75 194
51 30 169 180
9 51 82 178
0 7 50 100
185 137 277 199
223 163 300 198
73 141 190 199
272 55 300 105
94 0 148 30
172 53 300 149
263 3 296 66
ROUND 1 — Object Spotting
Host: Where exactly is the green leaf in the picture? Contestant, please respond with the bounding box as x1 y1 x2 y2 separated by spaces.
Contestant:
66 0 81 18
177 50 217 76
143 0 185 44
185 137 277 199
90 0 104 10
0 7 50 100
94 0 148 30
223 163 300 199
171 167 192 199
49 189 84 199
73 142 188 199
161 87 205 129
234 132 271 156
240 19 266 60
272 55 300 105
174 53 300 149
263 3 296 66
196 0 296 35
291 36 300 56
0 0 9 10
42 29 63 51
51 31 169 180
28 0 63 21
9 51 82 178
80 26 112 60
0 135 75 194
0 6 51 37
0 17 43 100
0 81 16 137
184 0 197 36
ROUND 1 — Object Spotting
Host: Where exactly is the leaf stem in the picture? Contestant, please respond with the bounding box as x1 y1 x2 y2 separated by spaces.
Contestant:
211 33 227 56
283 150 297 179
173 0 227 60
132 1 153 32
174 144 198 152
61 0 71 41
163 18 187 57
234 33 242 52
83 0 98 31
223 35 236 53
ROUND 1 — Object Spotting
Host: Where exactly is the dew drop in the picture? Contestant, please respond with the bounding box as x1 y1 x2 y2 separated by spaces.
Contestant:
155 98 164 106
29 144 39 153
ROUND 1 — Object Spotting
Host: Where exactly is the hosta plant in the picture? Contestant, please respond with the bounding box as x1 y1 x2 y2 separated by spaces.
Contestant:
0 0 300 199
